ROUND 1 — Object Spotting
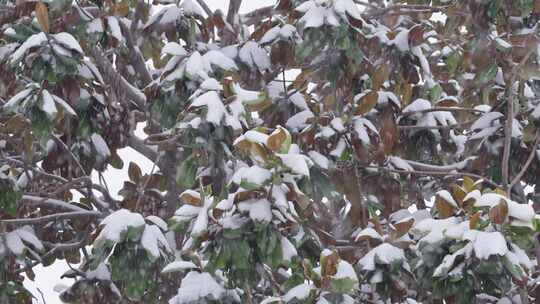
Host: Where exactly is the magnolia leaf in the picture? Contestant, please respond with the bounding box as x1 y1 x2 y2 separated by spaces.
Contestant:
179 190 202 206
320 250 340 278
128 162 142 183
391 218 414 240
266 126 291 153
35 1 50 33
372 64 389 91
469 211 482 229
355 91 378 115
489 200 508 224
435 196 455 218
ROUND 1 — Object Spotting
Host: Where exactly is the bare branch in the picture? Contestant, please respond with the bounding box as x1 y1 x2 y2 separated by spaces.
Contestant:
509 132 540 192
21 195 92 213
1 210 101 226
195 0 213 17
502 49 535 193
89 48 147 109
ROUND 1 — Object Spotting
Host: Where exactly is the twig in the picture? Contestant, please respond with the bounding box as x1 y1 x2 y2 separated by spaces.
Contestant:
21 195 91 212
361 164 500 189
195 0 213 17
502 49 535 193
1 210 101 226
509 132 540 192
399 107 484 119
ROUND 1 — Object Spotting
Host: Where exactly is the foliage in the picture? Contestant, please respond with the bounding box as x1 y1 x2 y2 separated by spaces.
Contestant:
1 0 540 303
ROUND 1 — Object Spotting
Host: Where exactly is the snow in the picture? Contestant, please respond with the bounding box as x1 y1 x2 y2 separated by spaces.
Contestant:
389 156 414 171
106 16 124 42
232 166 272 186
146 215 168 231
354 118 378 145
330 117 345 132
334 260 358 282
238 199 272 223
283 283 312 302
10 32 48 64
191 199 210 237
190 91 225 124
463 230 508 260
5 227 44 256
308 151 329 169
169 271 225 304
186 51 210 80
95 209 145 244
162 42 187 56
87 18 103 33
334 0 362 20
162 260 197 274
507 200 535 222
5 231 25 256
260 26 281 44
472 192 507 208
470 112 504 131
436 190 458 208
286 110 314 130
52 33 84 54
412 217 460 244
276 153 311 176
199 78 222 91
180 0 203 16
433 243 472 277
86 263 111 281
174 204 201 221
354 227 383 241
403 99 431 117
4 87 35 109
244 130 269 144
359 243 405 271
41 90 58 119
509 243 534 269
91 133 111 159
281 237 298 262
297 4 325 29
51 94 76 116
204 50 238 71
238 41 271 72
141 224 170 258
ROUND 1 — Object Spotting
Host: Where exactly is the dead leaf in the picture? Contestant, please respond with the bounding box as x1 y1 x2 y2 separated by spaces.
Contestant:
355 91 378 115
489 200 508 224
469 211 481 229
372 64 389 91
435 195 455 218
35 1 49 33
180 191 202 206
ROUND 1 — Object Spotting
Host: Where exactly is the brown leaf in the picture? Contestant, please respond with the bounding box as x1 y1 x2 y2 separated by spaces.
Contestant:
391 218 414 240
435 196 455 218
462 176 475 192
128 162 142 183
321 250 340 277
355 91 378 115
469 211 481 229
267 126 287 151
452 184 467 207
408 24 424 47
35 1 49 33
180 190 202 206
489 200 508 224
372 64 389 91
379 106 397 155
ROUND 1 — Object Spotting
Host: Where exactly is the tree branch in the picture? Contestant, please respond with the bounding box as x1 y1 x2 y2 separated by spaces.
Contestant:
509 132 540 192
120 18 153 86
21 195 92 213
89 48 147 109
502 49 535 193
1 210 101 226
195 0 213 17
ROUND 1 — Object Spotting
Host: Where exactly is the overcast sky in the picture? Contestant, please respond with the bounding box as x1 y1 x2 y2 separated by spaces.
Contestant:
25 1 275 303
